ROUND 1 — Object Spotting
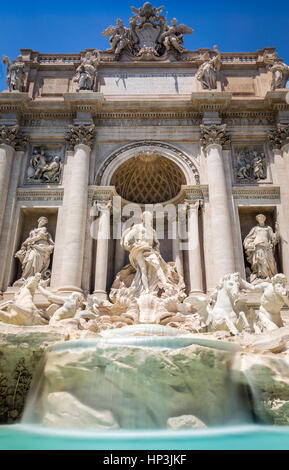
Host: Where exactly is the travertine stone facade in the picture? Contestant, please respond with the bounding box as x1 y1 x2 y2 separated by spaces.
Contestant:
0 3 288 308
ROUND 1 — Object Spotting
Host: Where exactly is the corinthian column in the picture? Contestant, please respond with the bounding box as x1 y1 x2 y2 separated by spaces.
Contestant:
57 124 95 292
0 125 19 237
186 200 203 294
200 124 235 284
268 124 289 277
94 200 111 300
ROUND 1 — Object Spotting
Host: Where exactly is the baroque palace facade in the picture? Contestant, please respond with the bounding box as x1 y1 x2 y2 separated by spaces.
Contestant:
0 2 289 317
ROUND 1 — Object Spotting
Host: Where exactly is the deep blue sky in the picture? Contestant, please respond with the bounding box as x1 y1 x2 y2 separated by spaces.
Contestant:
0 0 288 91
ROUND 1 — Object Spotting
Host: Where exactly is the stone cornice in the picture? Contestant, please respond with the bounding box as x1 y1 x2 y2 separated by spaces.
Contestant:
16 188 64 201
65 124 96 150
232 185 280 201
200 124 230 149
191 92 232 112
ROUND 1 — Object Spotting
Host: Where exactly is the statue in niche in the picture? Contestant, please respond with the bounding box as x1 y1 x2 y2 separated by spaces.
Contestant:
244 274 289 332
196 46 221 90
160 18 193 54
236 148 266 182
0 274 47 325
3 55 25 92
27 148 62 183
243 214 280 283
121 211 173 295
264 52 289 90
73 49 100 91
14 217 55 287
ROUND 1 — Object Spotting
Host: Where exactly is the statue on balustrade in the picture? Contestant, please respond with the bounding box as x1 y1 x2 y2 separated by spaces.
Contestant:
14 217 55 287
3 55 26 92
196 46 221 90
73 49 100 91
102 19 132 58
264 52 289 90
243 214 280 283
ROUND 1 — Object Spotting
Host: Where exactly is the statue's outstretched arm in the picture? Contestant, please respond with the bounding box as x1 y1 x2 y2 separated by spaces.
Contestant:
38 285 64 305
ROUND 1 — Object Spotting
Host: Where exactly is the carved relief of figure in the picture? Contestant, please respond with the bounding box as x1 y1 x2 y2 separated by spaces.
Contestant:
73 49 100 91
14 217 55 285
3 55 25 92
244 274 289 332
236 148 266 182
102 19 131 58
244 214 280 283
41 156 62 183
196 46 221 90
0 274 46 325
27 148 62 183
121 211 173 295
160 18 193 54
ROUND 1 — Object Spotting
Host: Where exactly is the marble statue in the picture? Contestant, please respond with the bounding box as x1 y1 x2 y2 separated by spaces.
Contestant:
160 18 193 54
102 3 193 60
14 217 55 286
244 274 289 332
121 211 173 295
3 55 25 92
0 274 46 325
236 148 266 182
196 46 221 90
269 55 289 90
73 50 101 91
27 148 62 183
244 214 280 282
206 273 251 336
38 286 84 326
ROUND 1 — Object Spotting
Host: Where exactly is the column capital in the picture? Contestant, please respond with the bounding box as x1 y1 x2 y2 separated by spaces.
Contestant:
65 123 95 151
200 124 230 150
268 124 289 150
94 199 112 213
0 124 19 149
184 198 203 211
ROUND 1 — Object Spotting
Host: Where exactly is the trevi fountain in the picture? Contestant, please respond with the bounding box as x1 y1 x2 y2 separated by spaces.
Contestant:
1 2 289 450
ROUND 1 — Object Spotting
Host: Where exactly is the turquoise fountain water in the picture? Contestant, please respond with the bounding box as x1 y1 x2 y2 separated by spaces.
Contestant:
1 324 289 450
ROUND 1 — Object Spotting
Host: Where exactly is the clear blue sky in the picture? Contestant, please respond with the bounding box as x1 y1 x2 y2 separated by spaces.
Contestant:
0 0 288 91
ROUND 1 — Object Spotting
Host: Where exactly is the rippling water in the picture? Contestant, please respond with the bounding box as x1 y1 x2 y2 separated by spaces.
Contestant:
1 424 289 450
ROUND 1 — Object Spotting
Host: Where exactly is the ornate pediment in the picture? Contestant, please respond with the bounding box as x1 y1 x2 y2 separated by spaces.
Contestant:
102 2 193 61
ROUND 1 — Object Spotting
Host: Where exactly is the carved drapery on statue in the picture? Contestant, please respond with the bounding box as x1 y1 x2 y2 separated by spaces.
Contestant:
14 217 55 287
244 214 280 283
3 55 26 92
102 2 193 61
196 46 221 90
73 50 100 92
264 52 289 90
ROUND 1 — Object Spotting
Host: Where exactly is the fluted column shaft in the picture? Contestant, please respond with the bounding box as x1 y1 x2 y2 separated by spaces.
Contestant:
172 230 184 280
94 201 111 300
201 124 235 284
57 143 91 291
187 200 203 294
0 144 15 236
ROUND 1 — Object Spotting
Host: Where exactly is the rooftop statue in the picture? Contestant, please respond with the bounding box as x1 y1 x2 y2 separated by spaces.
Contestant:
196 46 221 90
102 2 193 60
3 55 26 92
264 52 289 90
73 49 101 91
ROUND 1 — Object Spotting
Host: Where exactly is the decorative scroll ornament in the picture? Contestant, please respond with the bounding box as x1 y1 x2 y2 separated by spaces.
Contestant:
268 124 289 150
65 124 95 150
102 2 193 61
0 125 19 148
15 134 29 151
200 124 230 149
